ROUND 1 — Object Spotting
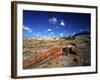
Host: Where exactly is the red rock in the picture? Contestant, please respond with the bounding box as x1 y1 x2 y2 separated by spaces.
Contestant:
24 47 63 67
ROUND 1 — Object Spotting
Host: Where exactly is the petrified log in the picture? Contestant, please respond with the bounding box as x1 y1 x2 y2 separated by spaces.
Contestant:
24 47 63 68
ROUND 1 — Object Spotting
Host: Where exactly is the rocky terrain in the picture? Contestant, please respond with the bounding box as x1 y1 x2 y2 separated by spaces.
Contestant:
23 37 91 69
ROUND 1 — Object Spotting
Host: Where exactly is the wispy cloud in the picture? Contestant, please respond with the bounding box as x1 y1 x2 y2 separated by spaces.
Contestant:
59 33 64 37
23 25 32 32
48 17 57 25
50 32 54 35
72 32 75 35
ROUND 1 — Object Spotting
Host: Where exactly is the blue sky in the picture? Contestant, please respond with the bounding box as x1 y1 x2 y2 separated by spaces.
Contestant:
23 10 90 38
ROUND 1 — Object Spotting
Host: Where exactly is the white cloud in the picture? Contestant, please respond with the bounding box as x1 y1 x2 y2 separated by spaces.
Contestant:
51 32 54 34
48 17 57 24
47 28 52 31
59 33 64 37
23 25 32 32
60 20 65 26
33 32 42 37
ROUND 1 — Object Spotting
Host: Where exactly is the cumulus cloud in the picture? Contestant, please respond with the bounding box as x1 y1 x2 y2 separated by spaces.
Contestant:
48 17 66 28
23 25 32 32
60 20 65 26
48 17 57 25
47 28 52 32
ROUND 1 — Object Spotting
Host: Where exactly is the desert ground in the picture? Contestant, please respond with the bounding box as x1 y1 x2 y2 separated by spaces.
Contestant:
23 38 91 69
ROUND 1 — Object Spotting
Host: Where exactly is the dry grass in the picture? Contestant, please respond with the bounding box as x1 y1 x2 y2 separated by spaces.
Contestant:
23 38 91 69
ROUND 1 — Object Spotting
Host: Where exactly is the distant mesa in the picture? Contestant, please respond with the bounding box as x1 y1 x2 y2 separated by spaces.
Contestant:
60 31 90 40
73 31 90 37
72 31 90 39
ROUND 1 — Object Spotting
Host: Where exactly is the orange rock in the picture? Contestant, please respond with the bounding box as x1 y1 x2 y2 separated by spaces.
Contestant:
24 47 64 68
